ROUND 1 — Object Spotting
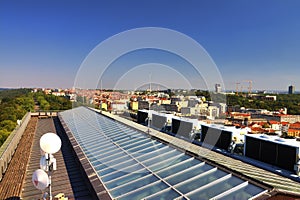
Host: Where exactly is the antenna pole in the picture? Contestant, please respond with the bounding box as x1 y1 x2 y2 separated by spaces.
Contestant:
49 173 52 200
100 79 102 112
47 153 53 200
149 73 152 93
35 133 61 200
147 73 152 134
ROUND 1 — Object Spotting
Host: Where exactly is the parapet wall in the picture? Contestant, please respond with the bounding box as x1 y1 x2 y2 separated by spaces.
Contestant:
0 112 31 181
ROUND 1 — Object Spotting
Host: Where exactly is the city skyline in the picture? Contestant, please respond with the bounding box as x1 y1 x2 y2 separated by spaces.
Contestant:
1 1 300 91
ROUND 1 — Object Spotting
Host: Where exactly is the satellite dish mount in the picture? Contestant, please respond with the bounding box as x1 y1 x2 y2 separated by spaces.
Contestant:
32 132 62 200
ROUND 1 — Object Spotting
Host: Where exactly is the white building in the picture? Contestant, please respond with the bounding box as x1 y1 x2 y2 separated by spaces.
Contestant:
208 106 220 119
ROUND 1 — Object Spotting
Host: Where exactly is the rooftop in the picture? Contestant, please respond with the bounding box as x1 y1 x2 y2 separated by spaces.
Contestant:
59 107 272 199
0 116 96 199
99 109 300 195
1 106 300 199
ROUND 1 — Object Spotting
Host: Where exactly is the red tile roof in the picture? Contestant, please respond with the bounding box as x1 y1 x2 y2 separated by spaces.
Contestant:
289 122 300 129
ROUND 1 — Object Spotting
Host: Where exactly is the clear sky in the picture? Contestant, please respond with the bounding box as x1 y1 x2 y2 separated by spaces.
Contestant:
1 0 300 91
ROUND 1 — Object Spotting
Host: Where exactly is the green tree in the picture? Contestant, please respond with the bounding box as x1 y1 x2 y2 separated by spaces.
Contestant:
34 92 71 110
0 129 10 146
0 120 16 132
226 93 300 114
0 88 34 147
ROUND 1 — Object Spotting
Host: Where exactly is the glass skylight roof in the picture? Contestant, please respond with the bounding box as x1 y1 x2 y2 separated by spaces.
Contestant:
60 107 267 200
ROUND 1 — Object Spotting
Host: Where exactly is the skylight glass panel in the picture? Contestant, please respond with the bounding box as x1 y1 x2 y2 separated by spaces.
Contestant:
59 107 268 200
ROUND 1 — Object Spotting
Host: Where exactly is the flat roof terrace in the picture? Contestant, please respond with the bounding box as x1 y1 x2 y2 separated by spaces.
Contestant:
59 107 271 200
0 116 96 199
1 107 299 199
21 117 97 199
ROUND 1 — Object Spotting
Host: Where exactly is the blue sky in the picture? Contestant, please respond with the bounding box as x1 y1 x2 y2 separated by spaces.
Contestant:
0 0 300 91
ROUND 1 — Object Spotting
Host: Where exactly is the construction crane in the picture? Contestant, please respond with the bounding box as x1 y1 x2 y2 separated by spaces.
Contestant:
235 82 240 95
243 80 252 94
236 80 252 95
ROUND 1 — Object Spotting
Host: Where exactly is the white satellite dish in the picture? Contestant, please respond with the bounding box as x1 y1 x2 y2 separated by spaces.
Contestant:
40 132 62 154
32 169 49 190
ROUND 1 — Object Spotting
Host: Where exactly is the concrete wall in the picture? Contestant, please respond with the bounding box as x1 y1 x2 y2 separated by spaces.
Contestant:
0 112 31 181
